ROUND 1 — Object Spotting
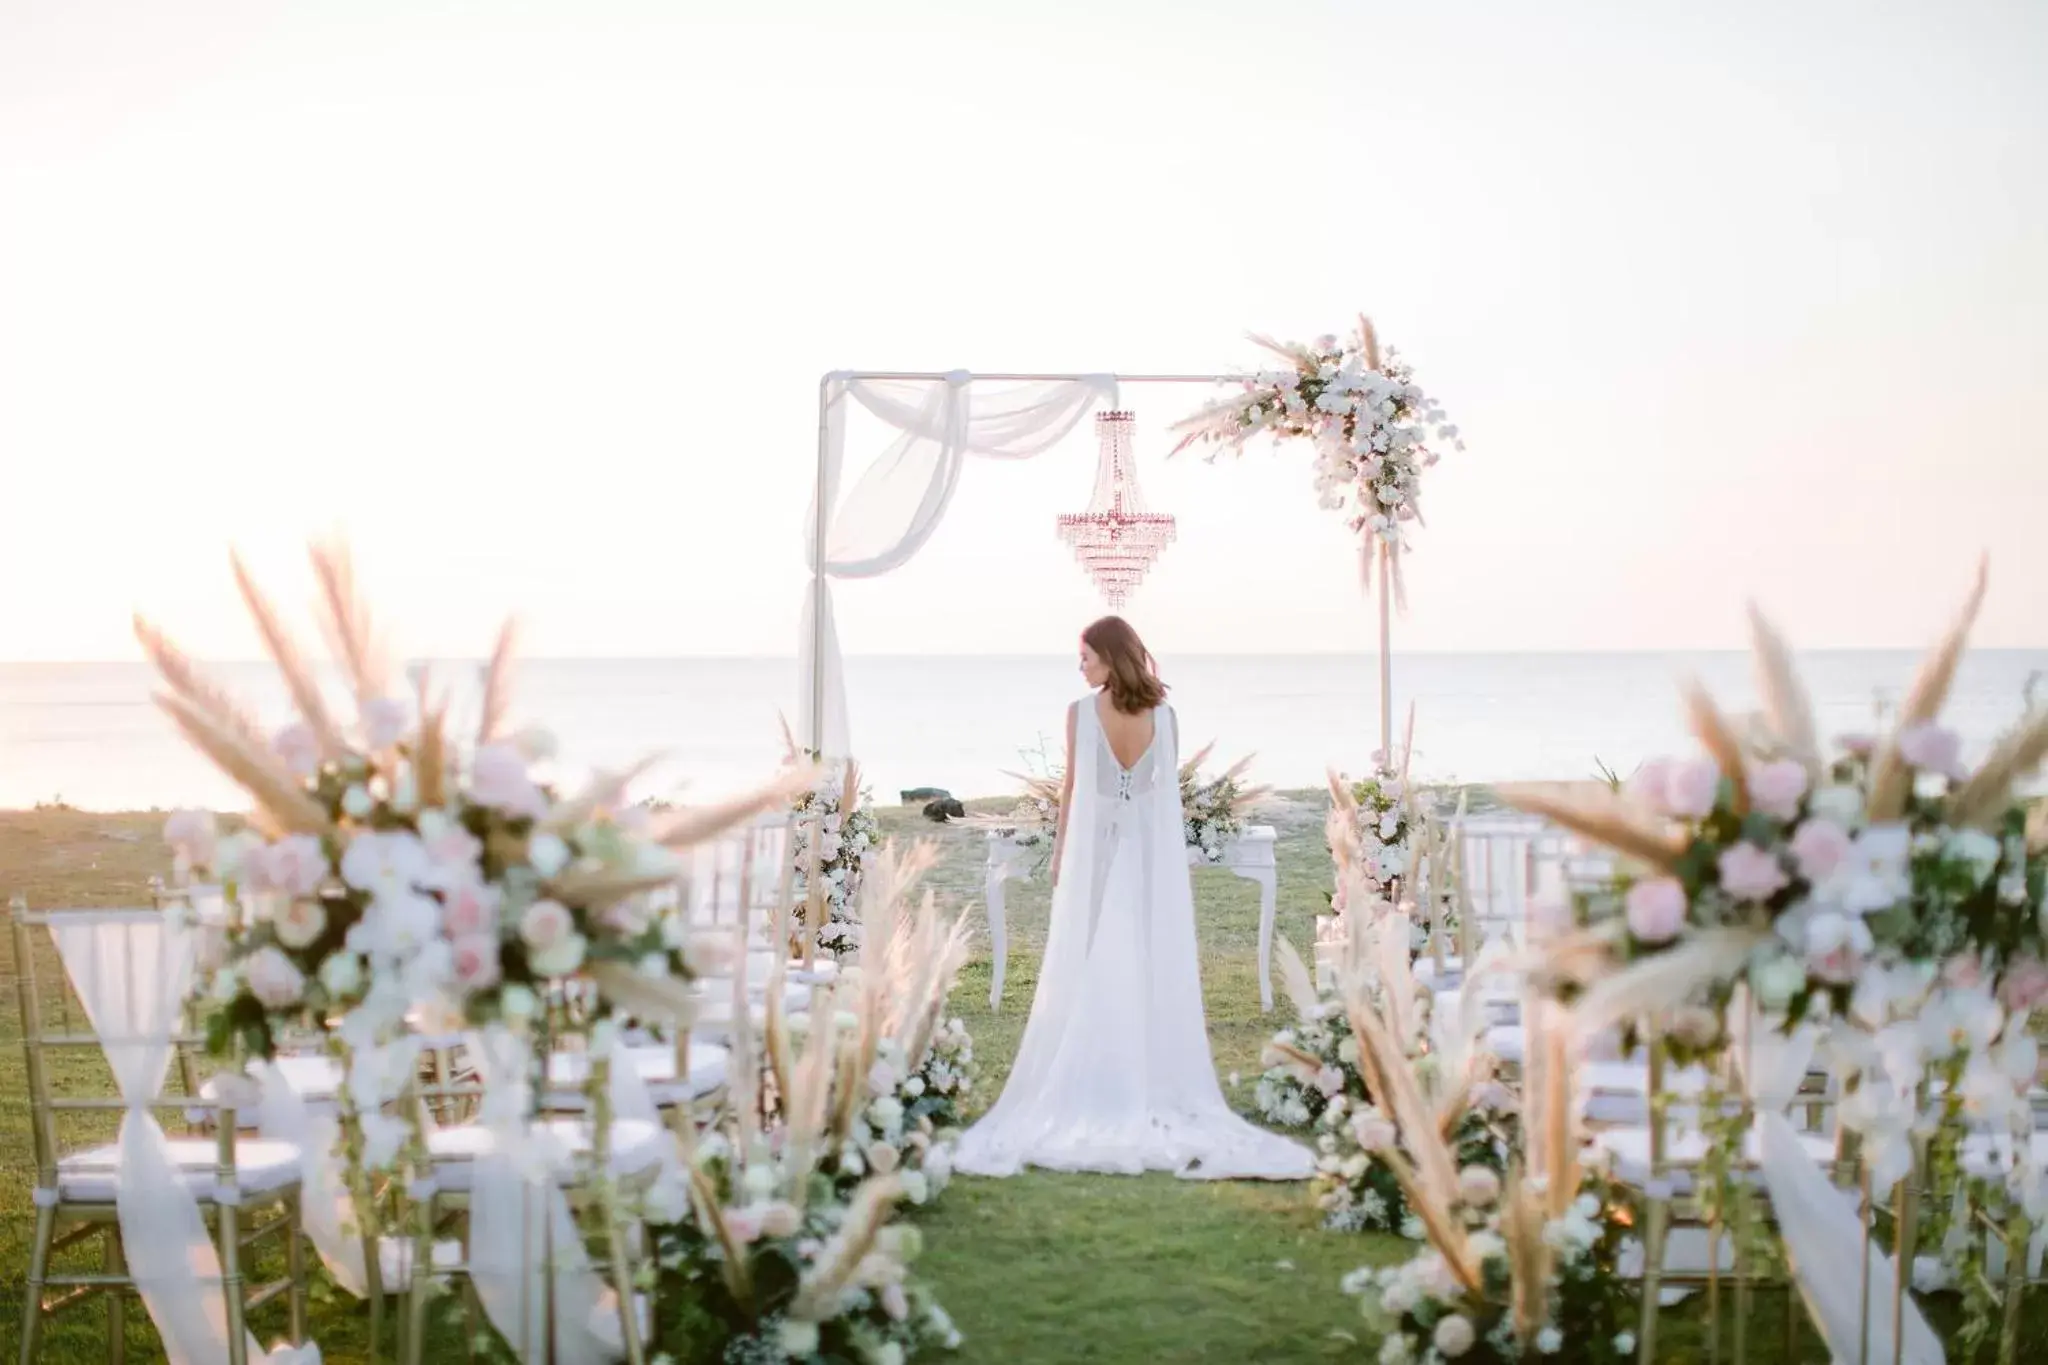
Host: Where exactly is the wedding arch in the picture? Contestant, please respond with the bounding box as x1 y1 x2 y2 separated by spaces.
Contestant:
799 337 1447 763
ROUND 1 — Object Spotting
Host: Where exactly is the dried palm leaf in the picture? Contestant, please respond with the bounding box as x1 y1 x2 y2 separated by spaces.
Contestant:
2029 801 2048 854
1399 702 1417 787
1869 557 1989 819
133 615 274 759
683 1156 752 1301
1272 934 1323 1023
1747 604 1821 775
1679 678 1748 814
1495 782 1683 871
1501 1171 1554 1345
544 754 666 832
1347 986 1459 1216
1357 314 1382 372
1568 926 1768 1040
546 870 677 914
154 693 331 835
777 711 804 764
307 539 390 708
1179 740 1217 784
584 960 697 1026
229 550 346 758
476 617 518 746
1951 710 2048 828
790 1175 905 1320
655 766 821 850
412 668 449 807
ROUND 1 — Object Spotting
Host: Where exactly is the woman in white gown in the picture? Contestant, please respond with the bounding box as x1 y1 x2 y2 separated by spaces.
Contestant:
954 617 1312 1180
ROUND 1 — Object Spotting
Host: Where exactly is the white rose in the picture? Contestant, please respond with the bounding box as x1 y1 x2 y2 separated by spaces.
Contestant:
1808 784 1864 828
319 951 365 1000
899 1170 929 1205
776 1320 820 1357
520 899 574 951
500 984 539 1019
273 897 328 950
1433 1313 1476 1357
1750 951 1808 1012
342 784 374 820
245 946 306 1009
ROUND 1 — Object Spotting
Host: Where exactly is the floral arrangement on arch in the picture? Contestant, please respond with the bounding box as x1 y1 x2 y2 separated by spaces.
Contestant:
1172 316 1460 586
1505 563 2048 1189
1180 742 1269 862
147 544 800 1163
1341 996 1635 1365
789 758 880 956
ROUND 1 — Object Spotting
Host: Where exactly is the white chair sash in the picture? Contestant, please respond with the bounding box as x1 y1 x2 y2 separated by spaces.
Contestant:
253 1060 369 1297
51 915 320 1364
464 1026 616 1364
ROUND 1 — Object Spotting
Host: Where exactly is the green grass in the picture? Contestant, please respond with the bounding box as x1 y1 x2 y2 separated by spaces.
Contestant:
4 800 2046 1362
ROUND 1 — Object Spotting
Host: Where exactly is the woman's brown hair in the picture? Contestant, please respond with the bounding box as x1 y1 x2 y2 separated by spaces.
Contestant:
1082 616 1169 714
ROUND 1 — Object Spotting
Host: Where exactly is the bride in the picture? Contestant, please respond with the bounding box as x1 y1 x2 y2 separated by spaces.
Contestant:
954 617 1312 1180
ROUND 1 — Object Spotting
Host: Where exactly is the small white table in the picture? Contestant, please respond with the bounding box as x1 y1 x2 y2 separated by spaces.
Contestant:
982 825 1281 1012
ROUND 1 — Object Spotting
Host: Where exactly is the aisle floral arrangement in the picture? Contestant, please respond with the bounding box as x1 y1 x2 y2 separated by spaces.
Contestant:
652 844 967 1363
789 758 880 955
1340 993 1634 1364
1180 742 1268 862
1502 566 2048 1177
146 544 802 1154
1172 316 1460 586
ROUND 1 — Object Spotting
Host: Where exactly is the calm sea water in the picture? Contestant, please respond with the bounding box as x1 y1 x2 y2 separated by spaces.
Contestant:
2 652 2044 812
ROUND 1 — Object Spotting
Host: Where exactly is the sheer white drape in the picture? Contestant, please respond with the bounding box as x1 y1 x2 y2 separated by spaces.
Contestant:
253 1063 367 1296
465 1027 615 1365
798 372 1116 755
51 915 318 1365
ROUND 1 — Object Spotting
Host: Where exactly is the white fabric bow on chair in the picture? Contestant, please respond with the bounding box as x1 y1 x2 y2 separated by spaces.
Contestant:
52 913 321 1365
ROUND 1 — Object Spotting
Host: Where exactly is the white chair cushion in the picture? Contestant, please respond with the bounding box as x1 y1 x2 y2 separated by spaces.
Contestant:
57 1137 302 1204
1596 1123 1837 1195
544 1041 730 1107
425 1117 667 1192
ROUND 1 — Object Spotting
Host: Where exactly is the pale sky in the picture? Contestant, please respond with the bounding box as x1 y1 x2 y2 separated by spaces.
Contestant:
3 0 2044 665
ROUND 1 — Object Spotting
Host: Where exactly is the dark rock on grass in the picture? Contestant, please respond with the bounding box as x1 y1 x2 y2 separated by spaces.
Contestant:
923 797 966 822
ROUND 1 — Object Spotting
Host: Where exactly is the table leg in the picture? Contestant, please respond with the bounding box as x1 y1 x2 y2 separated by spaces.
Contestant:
985 862 1009 1011
1256 870 1277 1013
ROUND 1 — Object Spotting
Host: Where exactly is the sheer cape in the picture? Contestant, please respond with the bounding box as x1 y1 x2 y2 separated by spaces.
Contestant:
953 698 1312 1180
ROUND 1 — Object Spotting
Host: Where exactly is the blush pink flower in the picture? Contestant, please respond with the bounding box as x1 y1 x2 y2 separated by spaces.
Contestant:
1624 877 1688 944
245 946 306 1009
1625 758 1677 814
1314 1066 1346 1098
1747 760 1809 820
1789 819 1852 881
2001 956 2048 1012
1898 723 1965 779
360 697 410 749
449 935 501 992
519 899 574 952
470 744 549 821
250 835 329 898
441 879 501 939
271 897 328 950
1717 844 1790 902
272 723 321 779
1663 760 1723 820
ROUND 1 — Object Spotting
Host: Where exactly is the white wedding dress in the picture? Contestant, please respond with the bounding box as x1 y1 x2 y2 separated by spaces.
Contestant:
954 699 1312 1180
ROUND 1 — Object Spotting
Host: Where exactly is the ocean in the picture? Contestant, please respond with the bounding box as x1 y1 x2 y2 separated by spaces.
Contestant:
2 651 2044 813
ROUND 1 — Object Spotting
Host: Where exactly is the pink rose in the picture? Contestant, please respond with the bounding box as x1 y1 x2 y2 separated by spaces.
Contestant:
360 697 410 750
2001 956 2048 1012
1625 758 1676 813
1805 912 1872 985
245 946 306 1009
880 1282 910 1322
449 935 502 992
250 835 329 898
272 723 321 779
1624 877 1688 944
1747 760 1808 821
1789 819 1852 881
1314 1066 1346 1098
758 1202 802 1239
164 810 219 870
519 899 574 951
1663 760 1723 820
1717 844 1790 902
1898 723 1965 779
470 744 549 820
722 1207 764 1245
442 879 501 938
1350 1113 1397 1151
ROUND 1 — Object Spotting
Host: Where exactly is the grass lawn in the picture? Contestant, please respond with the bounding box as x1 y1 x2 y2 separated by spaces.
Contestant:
3 799 2043 1362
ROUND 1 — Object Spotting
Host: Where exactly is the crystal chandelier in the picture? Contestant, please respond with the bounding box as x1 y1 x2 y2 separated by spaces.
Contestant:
1057 410 1176 609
